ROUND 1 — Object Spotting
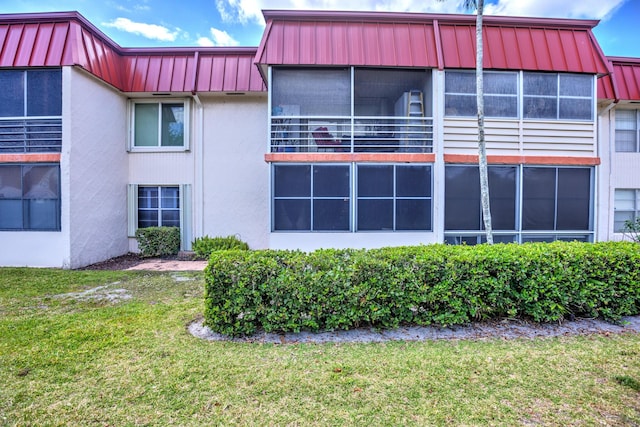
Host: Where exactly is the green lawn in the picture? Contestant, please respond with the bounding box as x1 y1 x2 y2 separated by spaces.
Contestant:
1 268 639 426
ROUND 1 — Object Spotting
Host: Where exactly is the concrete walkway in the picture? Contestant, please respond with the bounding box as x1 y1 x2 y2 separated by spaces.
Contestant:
126 259 208 271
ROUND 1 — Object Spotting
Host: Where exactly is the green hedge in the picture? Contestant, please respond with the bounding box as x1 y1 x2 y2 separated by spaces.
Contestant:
192 235 249 259
203 242 640 337
135 226 181 258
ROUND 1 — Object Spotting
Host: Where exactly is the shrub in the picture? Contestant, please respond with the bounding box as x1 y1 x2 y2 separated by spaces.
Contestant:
135 227 181 258
192 235 249 259
623 218 640 243
203 242 640 337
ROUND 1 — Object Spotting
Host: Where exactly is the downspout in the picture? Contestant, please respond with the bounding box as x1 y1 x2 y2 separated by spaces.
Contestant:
597 99 617 242
192 92 204 240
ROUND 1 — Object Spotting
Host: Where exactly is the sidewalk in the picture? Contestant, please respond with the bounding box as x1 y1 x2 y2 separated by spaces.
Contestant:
126 259 208 271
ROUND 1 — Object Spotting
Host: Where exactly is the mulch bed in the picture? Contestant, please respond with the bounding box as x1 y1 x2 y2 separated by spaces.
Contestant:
80 253 148 270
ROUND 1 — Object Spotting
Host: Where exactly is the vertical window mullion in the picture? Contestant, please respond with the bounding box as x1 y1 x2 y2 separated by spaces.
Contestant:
157 104 163 146
556 74 561 120
392 165 397 231
157 186 163 226
553 168 559 231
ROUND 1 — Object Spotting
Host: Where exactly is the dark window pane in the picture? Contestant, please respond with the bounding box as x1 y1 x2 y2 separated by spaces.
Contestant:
0 166 22 198
445 166 480 230
556 168 591 230
272 68 350 116
560 74 592 97
523 168 556 230
314 165 349 197
161 210 180 227
0 200 23 229
445 71 475 94
27 69 62 117
26 199 59 229
445 94 476 116
485 96 517 118
524 73 557 96
0 71 24 117
22 166 59 198
314 199 350 231
484 72 517 94
396 165 431 197
488 167 516 230
358 199 393 230
274 199 310 231
559 98 592 120
396 199 431 230
161 103 184 146
523 97 557 119
358 165 393 197
522 235 556 243
161 187 179 208
138 210 159 228
138 187 159 209
274 165 311 197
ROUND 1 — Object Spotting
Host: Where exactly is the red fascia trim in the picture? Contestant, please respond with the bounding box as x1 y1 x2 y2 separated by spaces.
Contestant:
444 154 600 166
0 153 61 163
265 153 436 163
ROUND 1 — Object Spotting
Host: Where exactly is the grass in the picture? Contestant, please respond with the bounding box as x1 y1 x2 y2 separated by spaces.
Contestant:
1 268 639 426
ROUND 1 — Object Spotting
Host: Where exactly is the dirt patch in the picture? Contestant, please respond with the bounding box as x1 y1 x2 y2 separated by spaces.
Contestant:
53 283 132 304
80 253 147 270
188 316 640 344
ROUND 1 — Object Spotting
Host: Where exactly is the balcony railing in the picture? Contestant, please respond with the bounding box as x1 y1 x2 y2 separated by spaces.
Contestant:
271 116 433 153
0 118 62 153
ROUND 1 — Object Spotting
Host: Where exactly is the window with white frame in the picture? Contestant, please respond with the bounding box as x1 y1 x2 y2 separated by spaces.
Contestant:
131 101 187 149
0 69 62 153
444 70 518 118
137 186 180 229
523 72 593 121
357 164 432 231
614 189 640 232
615 110 640 152
0 164 61 231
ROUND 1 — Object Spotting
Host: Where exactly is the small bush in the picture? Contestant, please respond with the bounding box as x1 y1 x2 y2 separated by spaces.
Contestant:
623 218 640 243
203 242 640 337
192 235 249 259
135 227 181 258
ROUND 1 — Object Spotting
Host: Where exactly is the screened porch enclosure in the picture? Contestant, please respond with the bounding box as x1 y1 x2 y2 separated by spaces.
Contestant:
270 68 433 153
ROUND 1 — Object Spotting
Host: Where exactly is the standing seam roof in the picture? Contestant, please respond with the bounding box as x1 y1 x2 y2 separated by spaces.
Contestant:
256 10 611 75
0 12 266 93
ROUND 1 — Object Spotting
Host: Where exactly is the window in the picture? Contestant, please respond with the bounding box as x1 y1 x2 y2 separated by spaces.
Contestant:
137 186 180 228
523 73 593 120
0 69 62 153
614 189 640 232
273 164 350 231
445 71 518 118
0 164 60 231
444 165 593 243
522 167 592 231
132 101 187 149
445 166 517 231
615 110 640 152
357 165 432 231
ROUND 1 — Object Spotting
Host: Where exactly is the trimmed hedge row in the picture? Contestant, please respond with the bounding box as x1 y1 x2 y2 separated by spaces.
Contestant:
135 226 181 258
203 242 640 337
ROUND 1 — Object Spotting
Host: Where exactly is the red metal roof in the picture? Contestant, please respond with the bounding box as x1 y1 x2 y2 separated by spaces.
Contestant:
0 12 266 93
598 57 640 101
256 10 610 75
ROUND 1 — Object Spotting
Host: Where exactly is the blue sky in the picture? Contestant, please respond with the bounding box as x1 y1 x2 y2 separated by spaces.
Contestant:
3 0 638 57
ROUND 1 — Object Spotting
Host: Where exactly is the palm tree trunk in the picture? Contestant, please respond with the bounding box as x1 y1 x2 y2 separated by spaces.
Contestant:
475 0 493 244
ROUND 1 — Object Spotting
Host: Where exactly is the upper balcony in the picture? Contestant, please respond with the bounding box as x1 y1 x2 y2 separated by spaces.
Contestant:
269 67 433 155
271 114 433 153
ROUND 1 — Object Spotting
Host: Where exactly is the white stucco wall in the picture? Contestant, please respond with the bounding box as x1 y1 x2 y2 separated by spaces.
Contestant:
67 68 129 268
200 95 269 249
0 233 69 268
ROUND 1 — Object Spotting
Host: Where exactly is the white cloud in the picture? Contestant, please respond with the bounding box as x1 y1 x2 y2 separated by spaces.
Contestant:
197 28 241 46
484 0 626 20
214 0 626 26
103 17 179 42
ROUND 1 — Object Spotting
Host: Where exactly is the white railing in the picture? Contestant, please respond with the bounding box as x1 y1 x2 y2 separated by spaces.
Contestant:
0 118 62 153
271 116 433 153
